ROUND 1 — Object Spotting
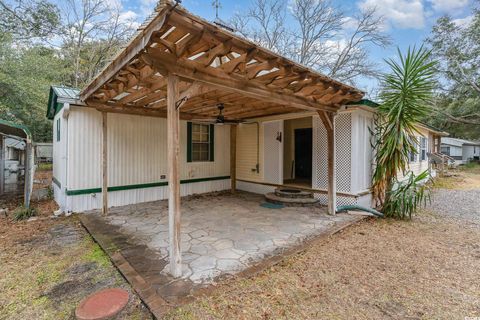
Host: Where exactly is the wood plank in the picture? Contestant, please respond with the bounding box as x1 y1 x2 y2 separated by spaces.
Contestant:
86 100 216 120
230 125 237 193
142 50 338 112
80 5 170 100
318 111 336 215
102 112 108 215
167 73 182 278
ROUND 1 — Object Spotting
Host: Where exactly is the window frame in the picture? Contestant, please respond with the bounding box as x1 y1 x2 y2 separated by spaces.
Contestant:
187 122 214 163
420 137 427 161
409 137 419 163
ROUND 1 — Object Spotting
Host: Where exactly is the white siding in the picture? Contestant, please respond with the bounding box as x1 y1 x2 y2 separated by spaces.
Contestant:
403 127 431 177
52 106 68 209
350 111 374 194
63 107 231 212
463 145 480 161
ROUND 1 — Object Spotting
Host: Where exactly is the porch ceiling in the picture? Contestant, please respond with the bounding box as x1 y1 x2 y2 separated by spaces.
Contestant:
80 0 364 120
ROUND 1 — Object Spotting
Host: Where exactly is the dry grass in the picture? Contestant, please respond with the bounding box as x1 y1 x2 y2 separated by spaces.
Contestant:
434 163 480 190
166 213 480 320
165 167 480 319
0 199 152 320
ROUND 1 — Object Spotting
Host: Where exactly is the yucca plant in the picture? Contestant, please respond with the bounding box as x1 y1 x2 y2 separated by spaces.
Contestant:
372 46 437 219
383 170 432 219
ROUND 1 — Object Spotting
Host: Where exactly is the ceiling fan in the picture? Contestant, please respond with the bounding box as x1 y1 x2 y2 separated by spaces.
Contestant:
192 103 242 125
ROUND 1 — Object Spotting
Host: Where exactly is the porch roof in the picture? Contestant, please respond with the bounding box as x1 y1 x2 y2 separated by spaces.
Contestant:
80 0 364 121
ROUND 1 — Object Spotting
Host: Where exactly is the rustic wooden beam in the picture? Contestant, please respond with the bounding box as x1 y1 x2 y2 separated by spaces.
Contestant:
230 124 237 193
318 110 336 215
102 112 108 215
80 5 169 100
142 50 338 112
167 73 182 278
86 100 216 120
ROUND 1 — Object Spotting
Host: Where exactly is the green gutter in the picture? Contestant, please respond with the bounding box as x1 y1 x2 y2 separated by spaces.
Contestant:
66 175 231 196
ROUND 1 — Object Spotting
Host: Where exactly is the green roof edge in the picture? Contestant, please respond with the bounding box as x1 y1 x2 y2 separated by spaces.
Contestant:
346 99 379 108
47 85 80 120
0 119 32 140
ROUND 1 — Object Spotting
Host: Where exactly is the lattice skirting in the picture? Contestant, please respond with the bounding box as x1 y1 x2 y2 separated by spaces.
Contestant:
312 113 352 193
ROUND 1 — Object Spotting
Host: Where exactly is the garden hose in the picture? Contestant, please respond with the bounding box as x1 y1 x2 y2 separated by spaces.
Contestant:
336 205 384 218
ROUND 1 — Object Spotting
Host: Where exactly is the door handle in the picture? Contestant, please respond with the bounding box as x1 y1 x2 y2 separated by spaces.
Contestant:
276 132 282 142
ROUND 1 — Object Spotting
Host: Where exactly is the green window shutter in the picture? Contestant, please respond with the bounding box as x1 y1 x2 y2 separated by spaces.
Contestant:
187 122 192 162
209 124 214 162
57 119 60 142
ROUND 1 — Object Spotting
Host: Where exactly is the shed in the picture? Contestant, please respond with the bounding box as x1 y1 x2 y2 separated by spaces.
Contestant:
0 119 34 207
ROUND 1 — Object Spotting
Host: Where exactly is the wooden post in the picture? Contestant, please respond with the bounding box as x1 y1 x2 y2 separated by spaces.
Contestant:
102 112 108 215
230 125 237 193
0 136 4 195
167 73 182 278
318 111 336 215
23 141 32 208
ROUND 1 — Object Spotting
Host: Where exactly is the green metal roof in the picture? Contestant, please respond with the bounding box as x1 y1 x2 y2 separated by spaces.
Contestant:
0 119 32 140
346 99 379 108
46 85 80 120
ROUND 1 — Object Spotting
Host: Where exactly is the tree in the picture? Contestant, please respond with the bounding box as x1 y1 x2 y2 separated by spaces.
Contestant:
0 0 60 40
230 0 390 84
372 47 436 218
0 33 69 141
426 5 480 136
59 0 137 87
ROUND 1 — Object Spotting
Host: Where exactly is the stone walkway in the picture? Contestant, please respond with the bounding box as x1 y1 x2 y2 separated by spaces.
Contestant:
81 191 361 315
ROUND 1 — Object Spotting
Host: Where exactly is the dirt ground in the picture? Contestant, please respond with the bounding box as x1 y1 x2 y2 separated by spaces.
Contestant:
1 165 479 319
0 199 153 320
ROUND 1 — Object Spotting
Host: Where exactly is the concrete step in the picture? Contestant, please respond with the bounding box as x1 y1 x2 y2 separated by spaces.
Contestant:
265 192 319 207
274 188 314 199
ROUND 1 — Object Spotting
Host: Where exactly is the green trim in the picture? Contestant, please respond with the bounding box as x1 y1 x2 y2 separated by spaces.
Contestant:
52 176 61 188
65 175 231 196
209 124 214 162
55 102 64 116
187 122 192 162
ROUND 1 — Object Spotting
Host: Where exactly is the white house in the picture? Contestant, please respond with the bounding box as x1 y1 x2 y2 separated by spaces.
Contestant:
441 137 480 164
46 0 450 278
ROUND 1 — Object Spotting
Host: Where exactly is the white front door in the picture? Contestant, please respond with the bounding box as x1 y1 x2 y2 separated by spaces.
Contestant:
263 120 283 184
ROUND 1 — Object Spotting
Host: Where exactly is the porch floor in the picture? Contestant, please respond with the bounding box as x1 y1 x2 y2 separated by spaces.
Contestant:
80 191 360 314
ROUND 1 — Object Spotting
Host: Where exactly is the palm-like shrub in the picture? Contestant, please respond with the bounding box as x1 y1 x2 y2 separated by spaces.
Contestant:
372 46 437 218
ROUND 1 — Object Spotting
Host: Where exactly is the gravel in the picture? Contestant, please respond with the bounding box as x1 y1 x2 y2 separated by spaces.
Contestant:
428 188 480 226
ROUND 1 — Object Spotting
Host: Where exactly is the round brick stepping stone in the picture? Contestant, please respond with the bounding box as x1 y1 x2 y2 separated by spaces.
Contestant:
75 288 129 320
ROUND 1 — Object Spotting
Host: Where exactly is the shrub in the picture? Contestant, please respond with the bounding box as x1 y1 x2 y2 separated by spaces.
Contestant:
383 170 432 219
14 206 37 221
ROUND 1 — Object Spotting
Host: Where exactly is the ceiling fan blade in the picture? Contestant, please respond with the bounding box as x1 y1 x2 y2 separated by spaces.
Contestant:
191 119 217 123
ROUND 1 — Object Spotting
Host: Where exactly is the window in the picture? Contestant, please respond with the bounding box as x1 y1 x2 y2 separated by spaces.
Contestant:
409 137 419 163
441 146 450 155
420 137 427 161
56 118 60 142
187 122 214 162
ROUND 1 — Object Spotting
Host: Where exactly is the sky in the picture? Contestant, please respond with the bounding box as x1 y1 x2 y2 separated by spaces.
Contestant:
116 0 475 94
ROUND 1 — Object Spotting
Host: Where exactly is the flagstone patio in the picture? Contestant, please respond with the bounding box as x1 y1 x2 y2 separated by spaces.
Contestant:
80 191 361 316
